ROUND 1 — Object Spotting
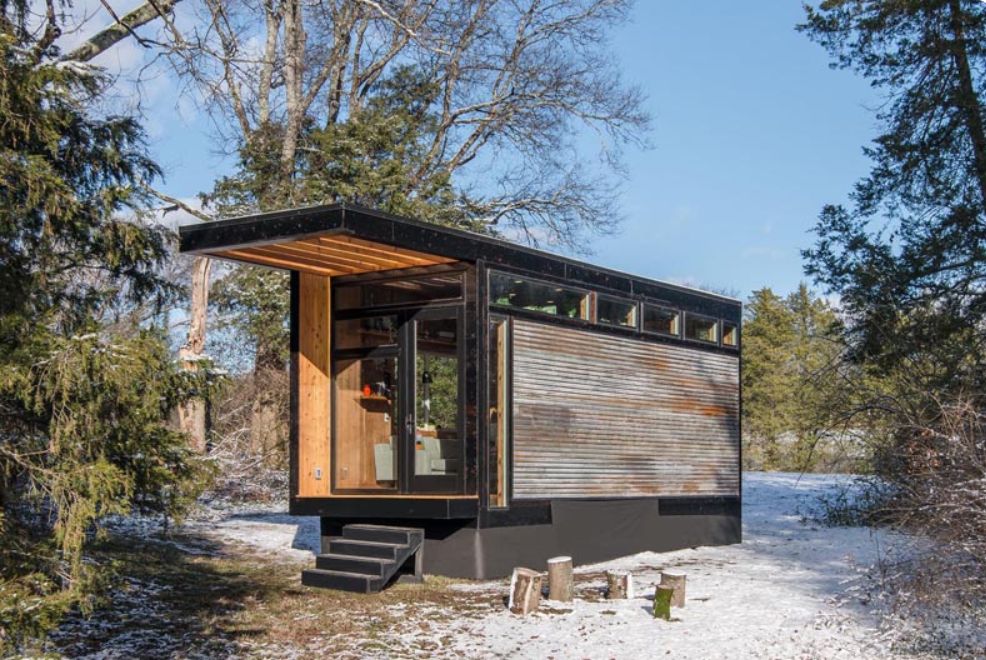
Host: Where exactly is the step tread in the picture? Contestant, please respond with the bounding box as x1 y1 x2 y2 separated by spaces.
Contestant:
345 524 423 533
328 537 407 549
304 568 378 579
317 553 392 564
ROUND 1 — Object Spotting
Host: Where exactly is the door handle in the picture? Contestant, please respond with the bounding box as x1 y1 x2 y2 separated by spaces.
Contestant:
406 413 414 436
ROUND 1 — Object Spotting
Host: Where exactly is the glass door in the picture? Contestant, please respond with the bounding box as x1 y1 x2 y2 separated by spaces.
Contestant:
405 307 463 494
332 307 463 494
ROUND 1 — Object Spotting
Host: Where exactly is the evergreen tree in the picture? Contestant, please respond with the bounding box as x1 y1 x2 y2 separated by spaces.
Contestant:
742 289 797 469
0 4 206 649
742 286 843 470
799 0 986 388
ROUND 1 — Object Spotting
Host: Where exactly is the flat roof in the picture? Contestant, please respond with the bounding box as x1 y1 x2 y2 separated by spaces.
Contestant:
178 203 741 313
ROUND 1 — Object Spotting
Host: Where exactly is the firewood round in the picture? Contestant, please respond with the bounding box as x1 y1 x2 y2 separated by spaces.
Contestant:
605 569 634 599
547 556 573 602
659 571 686 608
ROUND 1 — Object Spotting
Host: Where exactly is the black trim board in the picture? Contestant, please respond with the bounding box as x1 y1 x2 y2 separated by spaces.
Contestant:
290 497 479 519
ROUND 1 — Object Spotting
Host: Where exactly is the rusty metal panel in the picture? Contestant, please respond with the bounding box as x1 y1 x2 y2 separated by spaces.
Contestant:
511 319 739 499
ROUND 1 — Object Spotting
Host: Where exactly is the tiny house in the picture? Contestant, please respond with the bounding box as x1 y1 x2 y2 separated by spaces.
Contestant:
179 204 741 592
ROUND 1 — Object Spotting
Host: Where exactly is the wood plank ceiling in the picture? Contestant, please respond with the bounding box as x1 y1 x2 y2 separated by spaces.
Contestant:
211 234 456 276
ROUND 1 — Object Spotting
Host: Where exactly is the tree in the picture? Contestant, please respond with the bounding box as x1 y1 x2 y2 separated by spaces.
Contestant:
163 2 650 459
0 2 206 648
799 0 986 388
799 2 986 622
741 285 843 470
166 0 648 244
742 288 797 468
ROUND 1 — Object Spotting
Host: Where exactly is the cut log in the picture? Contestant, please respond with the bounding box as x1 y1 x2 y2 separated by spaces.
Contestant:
508 567 542 615
605 570 634 599
660 571 686 608
547 556 573 602
653 585 674 620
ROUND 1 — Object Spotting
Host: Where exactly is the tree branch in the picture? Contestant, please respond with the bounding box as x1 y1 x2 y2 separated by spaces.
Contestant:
61 0 183 63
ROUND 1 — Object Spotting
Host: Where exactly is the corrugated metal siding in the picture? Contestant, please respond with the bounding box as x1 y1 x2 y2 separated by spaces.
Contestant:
511 319 739 499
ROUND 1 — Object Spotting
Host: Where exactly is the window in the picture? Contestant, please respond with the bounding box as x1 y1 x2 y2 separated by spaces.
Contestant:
335 315 399 349
596 295 637 328
335 273 463 310
722 322 738 348
684 314 718 344
642 304 680 337
488 317 510 507
489 272 589 320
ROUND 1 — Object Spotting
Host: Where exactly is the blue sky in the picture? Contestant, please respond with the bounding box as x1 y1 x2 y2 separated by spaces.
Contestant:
140 1 879 301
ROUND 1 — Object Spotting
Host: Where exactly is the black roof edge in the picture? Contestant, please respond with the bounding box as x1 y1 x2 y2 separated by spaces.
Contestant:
178 202 742 308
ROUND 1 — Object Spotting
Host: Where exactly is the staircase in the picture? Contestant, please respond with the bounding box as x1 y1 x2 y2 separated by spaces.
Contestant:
301 524 424 593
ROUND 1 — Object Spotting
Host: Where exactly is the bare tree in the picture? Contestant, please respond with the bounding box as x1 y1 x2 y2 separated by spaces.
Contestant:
52 0 650 453
158 0 649 245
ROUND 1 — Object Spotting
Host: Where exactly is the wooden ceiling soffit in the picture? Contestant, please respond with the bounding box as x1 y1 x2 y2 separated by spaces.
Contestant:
209 233 455 276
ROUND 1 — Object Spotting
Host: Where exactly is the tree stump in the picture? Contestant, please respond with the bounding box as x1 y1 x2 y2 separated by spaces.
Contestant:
508 567 542 615
605 570 634 599
660 571 686 608
653 585 674 620
547 556 573 602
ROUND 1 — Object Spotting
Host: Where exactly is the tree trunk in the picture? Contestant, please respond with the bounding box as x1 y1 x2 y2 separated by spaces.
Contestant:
279 0 305 188
249 369 283 459
547 556 573 602
653 585 674 620
605 570 633 600
177 256 211 452
947 0 986 213
660 571 686 608
508 567 541 615
250 335 287 462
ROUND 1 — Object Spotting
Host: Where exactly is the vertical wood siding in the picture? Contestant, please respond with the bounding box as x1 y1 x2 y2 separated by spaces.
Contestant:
511 320 739 499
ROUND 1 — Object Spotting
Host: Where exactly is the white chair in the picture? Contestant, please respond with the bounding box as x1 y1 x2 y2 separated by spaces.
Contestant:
374 440 394 481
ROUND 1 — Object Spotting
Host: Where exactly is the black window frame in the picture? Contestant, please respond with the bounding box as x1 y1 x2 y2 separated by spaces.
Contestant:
595 293 639 329
683 312 720 345
641 303 681 338
333 269 466 312
488 270 592 321
722 321 739 349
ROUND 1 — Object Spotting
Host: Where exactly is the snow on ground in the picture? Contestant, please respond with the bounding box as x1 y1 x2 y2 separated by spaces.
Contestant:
183 502 321 561
191 472 916 658
435 472 897 659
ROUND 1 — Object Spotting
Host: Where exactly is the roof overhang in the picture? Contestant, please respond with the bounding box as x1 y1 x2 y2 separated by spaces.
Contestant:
178 204 457 277
178 203 742 319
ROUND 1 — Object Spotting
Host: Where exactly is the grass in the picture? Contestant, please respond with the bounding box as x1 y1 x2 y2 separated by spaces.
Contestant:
44 530 498 658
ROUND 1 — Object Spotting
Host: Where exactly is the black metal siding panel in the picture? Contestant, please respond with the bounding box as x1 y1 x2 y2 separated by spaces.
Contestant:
511 319 739 499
